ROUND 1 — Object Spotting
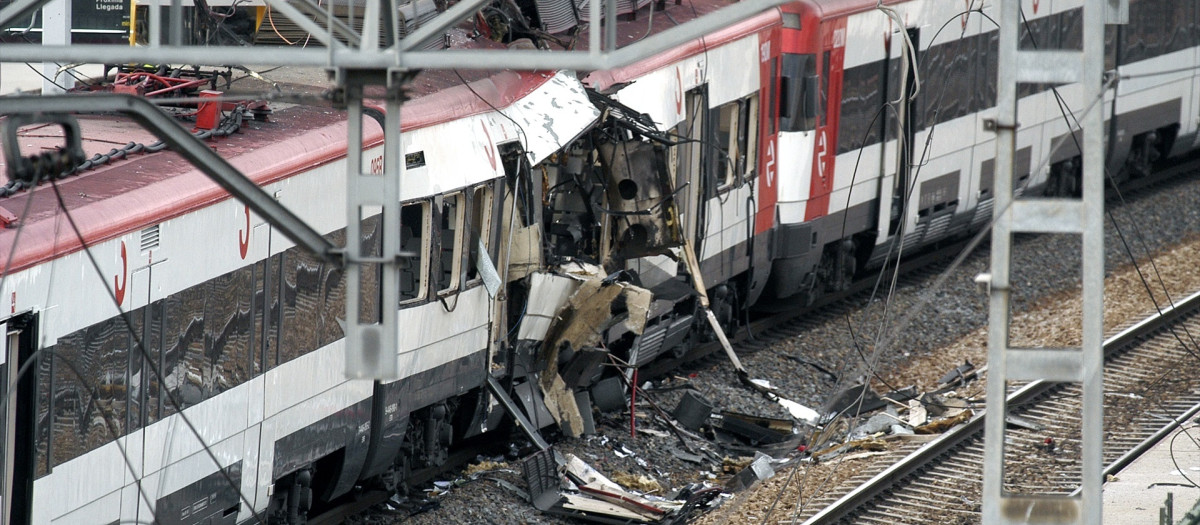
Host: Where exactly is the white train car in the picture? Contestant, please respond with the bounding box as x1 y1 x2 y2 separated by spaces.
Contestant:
1 0 1197 523
0 69 596 524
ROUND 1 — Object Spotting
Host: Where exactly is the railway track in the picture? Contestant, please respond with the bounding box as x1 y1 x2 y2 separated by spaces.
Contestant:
316 158 1200 524
793 287 1200 524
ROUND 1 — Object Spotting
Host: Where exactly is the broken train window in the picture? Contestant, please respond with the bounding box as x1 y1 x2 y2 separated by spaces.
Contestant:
466 184 493 282
436 192 465 295
712 94 759 191
400 201 430 304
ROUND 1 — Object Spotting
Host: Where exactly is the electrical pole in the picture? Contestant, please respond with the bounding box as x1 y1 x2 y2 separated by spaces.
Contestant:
983 0 1126 523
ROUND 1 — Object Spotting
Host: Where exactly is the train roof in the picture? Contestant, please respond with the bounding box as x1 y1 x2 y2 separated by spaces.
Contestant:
0 0 798 273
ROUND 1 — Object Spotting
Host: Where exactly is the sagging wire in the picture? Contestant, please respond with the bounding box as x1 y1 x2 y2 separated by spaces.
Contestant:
0 106 258 523
779 3 999 520
1014 6 1200 378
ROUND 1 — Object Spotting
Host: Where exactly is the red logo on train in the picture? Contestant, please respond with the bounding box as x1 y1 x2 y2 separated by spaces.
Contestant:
114 241 127 306
481 122 497 172
239 205 250 260
674 67 684 115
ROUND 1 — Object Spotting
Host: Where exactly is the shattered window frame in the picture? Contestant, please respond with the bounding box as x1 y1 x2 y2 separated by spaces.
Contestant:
714 94 759 192
464 184 493 284
400 200 431 306
436 192 466 296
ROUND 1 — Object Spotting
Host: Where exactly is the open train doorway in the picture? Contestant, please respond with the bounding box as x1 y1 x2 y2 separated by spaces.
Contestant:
0 312 37 525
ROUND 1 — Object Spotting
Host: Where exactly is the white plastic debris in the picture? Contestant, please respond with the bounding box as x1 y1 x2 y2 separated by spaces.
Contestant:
777 397 820 425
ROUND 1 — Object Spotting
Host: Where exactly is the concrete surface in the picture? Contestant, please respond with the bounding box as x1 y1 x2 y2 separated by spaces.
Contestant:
1104 424 1200 523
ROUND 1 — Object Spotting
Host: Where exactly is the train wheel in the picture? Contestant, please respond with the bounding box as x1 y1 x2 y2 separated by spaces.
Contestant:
817 239 856 295
1126 130 1162 179
1046 157 1081 197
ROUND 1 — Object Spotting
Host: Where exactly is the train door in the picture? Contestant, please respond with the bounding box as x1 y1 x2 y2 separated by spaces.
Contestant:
0 312 37 525
677 87 707 247
805 21 845 221
888 27 920 238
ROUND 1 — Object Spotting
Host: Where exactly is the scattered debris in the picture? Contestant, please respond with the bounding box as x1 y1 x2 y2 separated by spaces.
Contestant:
728 452 776 492
670 447 705 465
1035 437 1057 454
672 391 713 431
821 383 886 420
908 399 928 427
716 411 793 446
611 472 664 494
850 408 903 438
938 360 977 387
915 409 974 434
1005 414 1045 431
590 376 627 413
812 437 889 460
777 397 821 425
464 459 511 476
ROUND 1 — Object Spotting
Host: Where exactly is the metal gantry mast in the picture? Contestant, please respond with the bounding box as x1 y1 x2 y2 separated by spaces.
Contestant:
983 0 1126 523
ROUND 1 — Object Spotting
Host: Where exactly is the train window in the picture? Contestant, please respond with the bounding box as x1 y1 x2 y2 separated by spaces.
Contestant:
35 351 51 477
162 283 209 416
205 267 255 398
837 63 883 154
51 319 128 468
436 193 465 294
126 308 145 432
779 53 817 132
921 36 973 127
262 254 283 370
146 301 165 424
354 215 383 327
465 185 493 282
400 202 430 304
279 247 324 366
713 95 759 190
715 102 739 189
320 228 348 347
820 50 830 127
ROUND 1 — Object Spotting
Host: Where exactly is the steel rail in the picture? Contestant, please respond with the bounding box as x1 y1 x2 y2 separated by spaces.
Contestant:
801 288 1200 524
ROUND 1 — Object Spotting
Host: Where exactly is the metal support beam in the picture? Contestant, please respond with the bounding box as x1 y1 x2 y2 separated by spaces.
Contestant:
982 0 1124 523
342 70 403 380
487 376 550 451
39 0 71 94
0 0 790 71
0 95 340 264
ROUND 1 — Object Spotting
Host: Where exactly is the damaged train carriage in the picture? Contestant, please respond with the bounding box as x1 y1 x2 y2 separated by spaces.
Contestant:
502 12 784 434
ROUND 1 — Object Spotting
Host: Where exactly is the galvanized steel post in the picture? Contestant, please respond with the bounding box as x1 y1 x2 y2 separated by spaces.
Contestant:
983 1 1125 524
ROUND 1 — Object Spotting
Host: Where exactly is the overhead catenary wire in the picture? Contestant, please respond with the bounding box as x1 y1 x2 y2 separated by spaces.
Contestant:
773 4 1200 521
0 113 263 521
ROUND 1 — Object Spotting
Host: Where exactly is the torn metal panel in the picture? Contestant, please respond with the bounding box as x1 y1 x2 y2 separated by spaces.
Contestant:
621 283 653 335
522 446 562 511
496 71 602 167
560 494 658 523
518 272 583 341
561 347 609 388
541 374 586 438
597 140 681 263
526 264 654 434
489 376 552 451
564 454 669 520
506 223 544 283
